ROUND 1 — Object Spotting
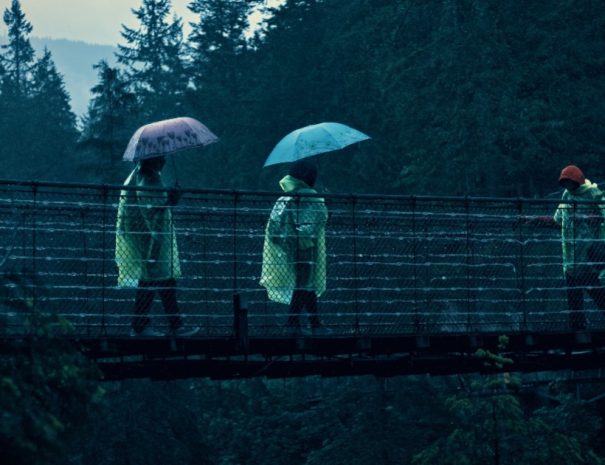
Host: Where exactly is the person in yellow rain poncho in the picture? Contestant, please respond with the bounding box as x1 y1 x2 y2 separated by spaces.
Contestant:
260 159 330 334
116 156 197 337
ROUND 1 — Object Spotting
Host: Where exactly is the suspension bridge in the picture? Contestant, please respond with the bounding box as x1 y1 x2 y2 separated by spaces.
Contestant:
1 179 605 380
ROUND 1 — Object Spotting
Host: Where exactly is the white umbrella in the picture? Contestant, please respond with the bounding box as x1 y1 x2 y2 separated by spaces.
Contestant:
123 117 218 162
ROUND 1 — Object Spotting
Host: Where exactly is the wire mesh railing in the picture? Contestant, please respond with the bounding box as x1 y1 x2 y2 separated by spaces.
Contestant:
0 179 603 338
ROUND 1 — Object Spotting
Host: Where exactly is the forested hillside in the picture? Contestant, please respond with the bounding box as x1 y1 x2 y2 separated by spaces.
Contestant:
1 0 603 195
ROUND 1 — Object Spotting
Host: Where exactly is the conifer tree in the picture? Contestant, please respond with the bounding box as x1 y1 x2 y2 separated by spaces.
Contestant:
1 0 34 97
80 60 137 182
187 0 253 88
0 1 77 180
117 0 188 123
412 375 604 465
28 48 79 179
183 0 258 188
31 49 76 133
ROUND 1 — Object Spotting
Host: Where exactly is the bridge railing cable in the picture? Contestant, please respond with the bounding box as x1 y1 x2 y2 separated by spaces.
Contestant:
0 180 600 337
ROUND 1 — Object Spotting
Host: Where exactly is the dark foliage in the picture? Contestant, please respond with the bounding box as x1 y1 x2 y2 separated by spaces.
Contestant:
116 0 188 123
0 0 79 182
0 270 103 465
79 60 138 182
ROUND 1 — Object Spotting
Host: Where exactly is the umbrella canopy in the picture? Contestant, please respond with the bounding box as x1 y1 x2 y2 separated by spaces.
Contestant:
263 122 370 167
123 116 218 162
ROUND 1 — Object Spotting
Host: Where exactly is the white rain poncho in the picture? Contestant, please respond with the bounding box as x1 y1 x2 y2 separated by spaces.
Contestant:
115 166 181 287
260 175 328 304
554 179 605 276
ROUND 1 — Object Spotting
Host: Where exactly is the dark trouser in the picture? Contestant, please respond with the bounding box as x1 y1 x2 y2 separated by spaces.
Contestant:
565 271 605 329
287 257 321 328
132 278 182 332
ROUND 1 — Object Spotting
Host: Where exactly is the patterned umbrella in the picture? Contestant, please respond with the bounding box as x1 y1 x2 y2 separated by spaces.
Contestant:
263 122 370 167
123 116 218 162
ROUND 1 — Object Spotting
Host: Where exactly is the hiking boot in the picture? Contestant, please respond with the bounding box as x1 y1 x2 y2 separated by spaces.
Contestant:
283 324 311 337
172 326 201 337
283 325 299 336
312 326 333 336
300 327 312 337
569 313 587 331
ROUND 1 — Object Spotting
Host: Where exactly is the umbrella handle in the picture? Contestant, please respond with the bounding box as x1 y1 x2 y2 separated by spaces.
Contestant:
170 154 179 187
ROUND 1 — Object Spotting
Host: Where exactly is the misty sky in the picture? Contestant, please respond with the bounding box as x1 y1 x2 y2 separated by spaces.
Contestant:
0 0 284 45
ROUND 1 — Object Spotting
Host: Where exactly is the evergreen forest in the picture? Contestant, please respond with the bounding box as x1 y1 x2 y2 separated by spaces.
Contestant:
1 0 604 195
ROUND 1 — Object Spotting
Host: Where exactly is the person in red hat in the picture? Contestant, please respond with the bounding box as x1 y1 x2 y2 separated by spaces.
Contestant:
522 165 605 329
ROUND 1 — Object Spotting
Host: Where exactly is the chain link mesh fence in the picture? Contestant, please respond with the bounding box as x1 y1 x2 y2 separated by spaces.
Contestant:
0 180 602 337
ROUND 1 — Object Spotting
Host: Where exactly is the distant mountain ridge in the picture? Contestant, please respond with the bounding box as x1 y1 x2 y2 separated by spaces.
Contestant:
0 35 117 119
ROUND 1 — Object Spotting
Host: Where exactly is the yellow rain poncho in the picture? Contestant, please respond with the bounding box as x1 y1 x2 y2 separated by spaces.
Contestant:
554 179 605 276
260 175 328 304
115 166 181 287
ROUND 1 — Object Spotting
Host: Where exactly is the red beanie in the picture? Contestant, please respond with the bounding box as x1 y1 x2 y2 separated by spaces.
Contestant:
559 165 585 185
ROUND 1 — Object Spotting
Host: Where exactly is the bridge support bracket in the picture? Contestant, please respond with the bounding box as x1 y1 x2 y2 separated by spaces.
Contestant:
233 292 249 353
357 338 372 351
469 335 483 348
575 331 591 345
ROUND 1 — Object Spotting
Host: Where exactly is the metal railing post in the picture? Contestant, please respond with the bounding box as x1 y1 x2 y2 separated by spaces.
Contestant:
571 200 577 329
101 185 108 336
465 197 472 331
351 195 359 335
80 209 91 335
232 192 246 340
31 183 38 315
516 199 527 331
232 192 239 293
412 197 419 332
233 292 249 353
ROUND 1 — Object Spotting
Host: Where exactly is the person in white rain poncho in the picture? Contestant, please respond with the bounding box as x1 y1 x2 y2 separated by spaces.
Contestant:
260 160 330 334
116 156 198 337
521 165 605 330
